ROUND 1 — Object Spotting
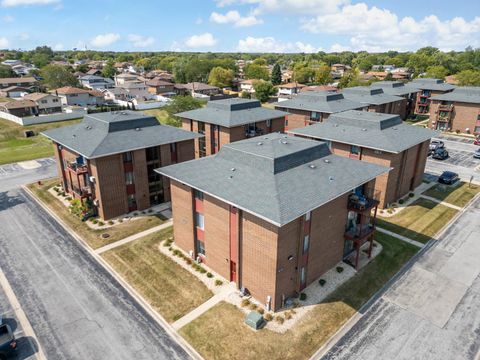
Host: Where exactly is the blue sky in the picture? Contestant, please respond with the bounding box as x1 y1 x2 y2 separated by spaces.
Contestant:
1 0 480 52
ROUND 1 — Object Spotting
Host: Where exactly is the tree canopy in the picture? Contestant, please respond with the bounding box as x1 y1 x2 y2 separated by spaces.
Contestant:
253 80 276 103
244 63 270 81
40 65 78 89
208 66 234 88
271 63 282 85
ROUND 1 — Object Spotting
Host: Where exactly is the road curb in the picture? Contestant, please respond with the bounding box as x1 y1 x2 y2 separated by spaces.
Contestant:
22 185 203 360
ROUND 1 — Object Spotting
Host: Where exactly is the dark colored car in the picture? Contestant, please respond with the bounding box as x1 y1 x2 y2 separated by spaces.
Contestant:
429 140 445 153
0 324 16 359
432 148 449 160
438 171 459 185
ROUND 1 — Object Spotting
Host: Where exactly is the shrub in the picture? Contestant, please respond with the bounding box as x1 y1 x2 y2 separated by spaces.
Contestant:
92 219 98 224
241 299 251 307
133 212 138 216
199 268 207 274
336 266 344 273
258 308 264 315
290 309 296 315
98 221 105 226
147 209 153 213
214 279 223 286
275 316 284 324
107 220 114 225
168 247 173 251
379 210 384 214
284 311 292 320
163 241 171 247
299 293 307 301
319 279 326 287
141 211 146 215
264 313 273 321
119 219 123 223
391 202 398 208
88 217 95 222
206 272 213 278
456 129 460 134
399 199 404 205
249 303 258 311
387 209 394 214
185 258 192 265
409 192 415 198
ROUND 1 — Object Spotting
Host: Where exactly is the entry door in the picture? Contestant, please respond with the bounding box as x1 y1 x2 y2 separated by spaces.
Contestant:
230 261 237 282
300 267 307 290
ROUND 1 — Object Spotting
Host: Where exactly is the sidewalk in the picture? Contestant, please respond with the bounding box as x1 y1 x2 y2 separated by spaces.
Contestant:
419 194 462 210
376 227 424 248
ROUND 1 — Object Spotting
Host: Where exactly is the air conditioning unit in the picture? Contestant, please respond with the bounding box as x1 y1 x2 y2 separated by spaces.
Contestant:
93 199 99 206
89 176 96 183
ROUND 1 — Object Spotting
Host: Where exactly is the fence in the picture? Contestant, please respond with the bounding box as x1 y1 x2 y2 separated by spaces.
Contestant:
0 110 85 126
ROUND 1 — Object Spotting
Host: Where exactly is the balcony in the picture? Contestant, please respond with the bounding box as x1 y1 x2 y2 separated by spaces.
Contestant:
344 224 375 243
347 191 380 212
245 128 264 138
72 186 92 198
438 104 454 112
67 162 88 174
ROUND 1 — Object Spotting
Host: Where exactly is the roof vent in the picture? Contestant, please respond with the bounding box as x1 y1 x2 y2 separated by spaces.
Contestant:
121 112 127 115
72 134 76 138
230 167 236 171
329 176 334 182
324 159 330 163
257 142 263 146
281 140 288 144
135 128 140 131
333 124 339 127
309 164 316 169
361 128 367 131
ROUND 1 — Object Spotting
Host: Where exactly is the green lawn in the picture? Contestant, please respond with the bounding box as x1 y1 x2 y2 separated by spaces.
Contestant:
422 181 480 207
405 115 429 124
0 117 81 165
142 108 171 124
180 233 418 360
102 228 213 323
377 198 458 243
27 178 167 249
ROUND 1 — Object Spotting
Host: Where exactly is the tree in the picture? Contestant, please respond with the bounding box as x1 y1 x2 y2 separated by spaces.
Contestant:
338 69 367 89
425 65 448 79
102 60 117 78
0 65 15 78
208 66 234 88
40 65 78 89
271 63 282 85
293 66 315 83
244 64 269 81
314 65 333 85
32 53 51 68
163 95 204 127
253 80 275 103
456 70 480 86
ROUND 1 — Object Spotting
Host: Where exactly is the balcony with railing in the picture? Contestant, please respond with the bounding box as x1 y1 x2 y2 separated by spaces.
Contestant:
67 161 88 175
245 128 265 138
344 224 375 243
72 185 92 198
347 190 380 212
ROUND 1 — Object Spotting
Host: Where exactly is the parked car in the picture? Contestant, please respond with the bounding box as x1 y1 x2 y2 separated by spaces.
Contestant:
429 139 445 153
438 171 459 185
0 324 16 359
474 137 480 146
432 148 449 160
474 148 480 159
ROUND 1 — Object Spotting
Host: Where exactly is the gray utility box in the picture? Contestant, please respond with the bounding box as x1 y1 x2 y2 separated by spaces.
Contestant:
245 311 264 330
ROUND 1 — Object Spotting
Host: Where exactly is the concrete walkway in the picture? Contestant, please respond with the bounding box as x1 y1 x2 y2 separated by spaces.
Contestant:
376 227 425 248
419 194 462 210
95 220 173 254
172 284 237 330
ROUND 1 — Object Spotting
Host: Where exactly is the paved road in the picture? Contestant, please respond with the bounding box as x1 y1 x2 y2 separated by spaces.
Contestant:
0 158 56 192
0 188 190 360
321 196 480 360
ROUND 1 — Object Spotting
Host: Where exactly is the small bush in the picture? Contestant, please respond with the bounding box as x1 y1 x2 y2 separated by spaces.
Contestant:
168 247 173 251
241 299 251 307
88 217 95 222
249 303 258 311
163 241 170 247
185 258 192 265
258 308 264 315
98 221 105 226
133 212 138 216
284 311 292 320
398 199 404 205
391 202 398 208
66 196 72 201
290 309 296 315
409 192 415 198
336 266 344 273
118 219 123 223
379 210 384 214
264 313 273 321
141 211 146 215
299 293 307 301
214 279 223 286
387 209 394 214
206 272 213 278
319 279 326 287
199 268 207 274
92 219 98 224
107 220 114 225
147 209 153 213
275 316 285 324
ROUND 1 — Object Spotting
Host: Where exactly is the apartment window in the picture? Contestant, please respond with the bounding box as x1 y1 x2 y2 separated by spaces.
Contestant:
285 119 289 127
350 145 361 156
303 235 310 254
266 119 271 127
194 189 204 201
305 211 311 221
198 121 205 135
310 111 321 122
123 151 133 163
53 99 59 103
125 171 135 185
127 194 136 207
422 90 430 97
300 267 306 286
41 100 47 104
195 212 204 230
146 146 159 162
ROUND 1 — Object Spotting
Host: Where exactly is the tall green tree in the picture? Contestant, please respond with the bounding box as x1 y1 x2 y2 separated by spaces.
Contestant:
425 65 448 79
208 66 234 88
271 63 282 85
0 65 15 78
163 96 204 126
102 60 117 78
456 70 480 86
40 65 78 89
244 64 269 81
314 65 333 85
253 80 276 103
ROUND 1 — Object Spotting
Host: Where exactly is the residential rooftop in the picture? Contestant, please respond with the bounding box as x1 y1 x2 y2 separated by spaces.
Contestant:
156 133 389 226
42 110 201 159
430 87 480 104
0 77 36 85
370 81 420 96
408 78 456 91
274 91 364 114
176 98 288 128
289 110 436 154
342 86 404 105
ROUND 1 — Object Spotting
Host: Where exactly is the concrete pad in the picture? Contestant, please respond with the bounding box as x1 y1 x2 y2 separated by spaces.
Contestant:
385 265 468 328
17 160 41 170
416 247 452 273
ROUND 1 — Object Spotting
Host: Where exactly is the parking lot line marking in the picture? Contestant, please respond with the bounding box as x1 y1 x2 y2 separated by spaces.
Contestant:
0 269 47 360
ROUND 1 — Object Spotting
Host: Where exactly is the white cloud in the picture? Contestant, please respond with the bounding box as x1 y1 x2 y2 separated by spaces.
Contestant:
1 0 59 6
2 14 14 22
215 0 348 15
210 10 262 27
0 37 9 48
90 33 120 48
127 34 155 48
236 36 320 53
184 33 217 48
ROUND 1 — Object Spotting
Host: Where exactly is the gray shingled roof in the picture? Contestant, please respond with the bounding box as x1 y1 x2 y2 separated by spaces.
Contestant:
176 98 288 128
430 87 480 104
371 81 420 96
288 110 437 154
274 91 365 114
42 111 201 159
407 78 456 91
342 86 404 105
156 133 389 226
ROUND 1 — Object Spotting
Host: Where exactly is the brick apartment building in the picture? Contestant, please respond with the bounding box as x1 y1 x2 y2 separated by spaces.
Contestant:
42 111 201 220
408 78 456 114
274 91 365 131
428 87 480 134
177 98 288 158
156 134 389 311
289 110 436 208
341 86 406 118
370 81 420 119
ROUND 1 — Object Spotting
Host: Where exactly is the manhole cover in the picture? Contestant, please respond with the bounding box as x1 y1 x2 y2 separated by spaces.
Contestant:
101 233 110 239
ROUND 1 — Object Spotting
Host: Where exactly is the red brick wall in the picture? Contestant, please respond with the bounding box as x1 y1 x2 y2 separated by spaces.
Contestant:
429 100 480 134
170 180 195 252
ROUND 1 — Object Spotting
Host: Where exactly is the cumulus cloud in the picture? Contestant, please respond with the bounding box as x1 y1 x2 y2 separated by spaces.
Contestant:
237 36 320 53
215 0 348 15
128 34 155 48
1 0 59 6
184 33 217 48
210 10 262 27
90 33 120 48
0 37 9 48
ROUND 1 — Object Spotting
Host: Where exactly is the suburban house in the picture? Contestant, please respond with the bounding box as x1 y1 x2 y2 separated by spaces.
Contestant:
114 72 142 85
428 87 480 133
0 77 37 90
177 98 288 158
371 81 420 119
0 99 38 117
79 75 115 90
42 111 202 220
85 68 102 76
331 64 350 76
341 86 406 118
0 86 30 98
118 81 152 99
300 85 337 93
277 82 306 98
274 91 365 131
408 78 456 114
289 110 436 208
102 87 130 102
182 82 221 97
52 87 105 106
156 134 389 311
146 78 175 95
23 93 63 114
239 80 255 94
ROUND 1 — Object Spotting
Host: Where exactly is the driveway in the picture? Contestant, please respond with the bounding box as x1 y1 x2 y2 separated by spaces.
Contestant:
320 196 480 360
0 189 190 360
0 157 56 192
